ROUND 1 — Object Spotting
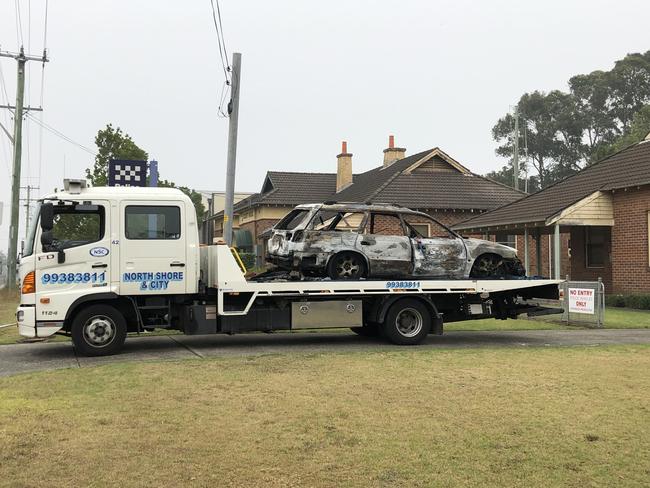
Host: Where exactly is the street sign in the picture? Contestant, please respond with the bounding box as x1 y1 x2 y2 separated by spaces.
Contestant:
108 160 147 187
568 287 595 314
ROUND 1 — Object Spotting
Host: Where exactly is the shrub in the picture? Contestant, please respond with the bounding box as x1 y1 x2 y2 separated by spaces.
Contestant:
605 294 650 310
237 251 257 271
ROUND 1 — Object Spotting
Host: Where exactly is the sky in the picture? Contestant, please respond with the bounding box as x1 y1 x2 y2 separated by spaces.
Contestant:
0 0 649 253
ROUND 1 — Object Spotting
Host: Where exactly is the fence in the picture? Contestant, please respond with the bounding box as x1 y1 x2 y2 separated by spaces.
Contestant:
560 278 605 328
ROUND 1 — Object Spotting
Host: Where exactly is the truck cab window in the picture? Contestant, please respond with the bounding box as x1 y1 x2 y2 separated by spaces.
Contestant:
125 206 181 239
50 206 104 250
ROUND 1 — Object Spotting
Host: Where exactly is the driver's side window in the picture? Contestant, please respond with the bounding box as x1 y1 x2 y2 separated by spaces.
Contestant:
46 207 104 251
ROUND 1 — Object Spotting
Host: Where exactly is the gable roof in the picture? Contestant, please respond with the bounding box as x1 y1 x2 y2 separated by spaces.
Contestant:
454 139 650 230
332 148 524 210
210 146 525 219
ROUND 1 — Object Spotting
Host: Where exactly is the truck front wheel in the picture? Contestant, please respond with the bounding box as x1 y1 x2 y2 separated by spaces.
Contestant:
382 299 430 345
71 304 127 357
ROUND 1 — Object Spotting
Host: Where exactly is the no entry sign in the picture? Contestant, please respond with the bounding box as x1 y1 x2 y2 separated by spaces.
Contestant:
568 288 595 314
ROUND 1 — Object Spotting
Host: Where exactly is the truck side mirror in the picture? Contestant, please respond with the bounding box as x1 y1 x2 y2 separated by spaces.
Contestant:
41 230 54 250
41 203 54 231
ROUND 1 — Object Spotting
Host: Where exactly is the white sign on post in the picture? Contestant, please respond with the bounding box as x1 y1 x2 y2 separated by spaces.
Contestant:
568 288 595 314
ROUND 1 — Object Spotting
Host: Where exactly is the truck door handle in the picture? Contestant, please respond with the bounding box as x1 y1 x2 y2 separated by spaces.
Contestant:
170 262 185 267
92 263 108 269
360 241 370 245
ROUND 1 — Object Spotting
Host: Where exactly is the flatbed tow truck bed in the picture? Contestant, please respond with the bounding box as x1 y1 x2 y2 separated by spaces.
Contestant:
186 245 564 342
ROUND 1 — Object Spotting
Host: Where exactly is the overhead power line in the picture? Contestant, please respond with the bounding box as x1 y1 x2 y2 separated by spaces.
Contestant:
25 112 96 156
209 0 231 85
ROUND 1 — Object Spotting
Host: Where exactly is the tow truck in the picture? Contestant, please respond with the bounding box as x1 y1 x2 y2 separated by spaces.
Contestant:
15 180 562 356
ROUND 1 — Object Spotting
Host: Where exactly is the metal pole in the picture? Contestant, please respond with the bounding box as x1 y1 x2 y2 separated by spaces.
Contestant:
6 52 26 289
513 106 519 191
148 160 158 187
535 228 542 277
554 223 561 280
23 185 31 240
523 228 530 276
223 52 242 246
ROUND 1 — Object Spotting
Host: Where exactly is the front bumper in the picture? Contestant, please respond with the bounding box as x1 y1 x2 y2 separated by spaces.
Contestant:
16 305 63 338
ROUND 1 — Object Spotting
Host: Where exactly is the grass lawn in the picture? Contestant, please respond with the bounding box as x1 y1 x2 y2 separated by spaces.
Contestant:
1 346 648 487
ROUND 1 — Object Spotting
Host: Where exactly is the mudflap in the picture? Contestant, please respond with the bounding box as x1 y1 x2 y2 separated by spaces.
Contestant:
431 314 444 335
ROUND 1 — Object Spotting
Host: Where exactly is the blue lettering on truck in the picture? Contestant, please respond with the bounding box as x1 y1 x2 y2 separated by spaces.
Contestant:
122 271 183 291
42 272 106 285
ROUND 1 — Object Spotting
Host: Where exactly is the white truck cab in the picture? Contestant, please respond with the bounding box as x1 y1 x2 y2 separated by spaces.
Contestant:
17 180 198 353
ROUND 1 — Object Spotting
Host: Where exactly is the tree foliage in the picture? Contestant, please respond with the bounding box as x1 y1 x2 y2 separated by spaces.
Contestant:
86 124 148 186
490 50 650 192
85 124 206 221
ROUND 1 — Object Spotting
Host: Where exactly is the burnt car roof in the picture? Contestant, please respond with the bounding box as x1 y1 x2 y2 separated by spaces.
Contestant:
294 202 431 217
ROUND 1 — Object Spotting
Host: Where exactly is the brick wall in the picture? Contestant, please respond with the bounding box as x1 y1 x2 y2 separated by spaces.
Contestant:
569 227 612 289
515 233 571 278
611 186 650 293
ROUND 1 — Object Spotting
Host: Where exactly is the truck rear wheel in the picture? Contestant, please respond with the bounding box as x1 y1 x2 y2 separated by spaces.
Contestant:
381 299 430 345
71 304 127 357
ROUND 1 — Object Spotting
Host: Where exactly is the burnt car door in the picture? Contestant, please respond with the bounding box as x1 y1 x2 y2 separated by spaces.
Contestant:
357 212 412 276
402 214 467 278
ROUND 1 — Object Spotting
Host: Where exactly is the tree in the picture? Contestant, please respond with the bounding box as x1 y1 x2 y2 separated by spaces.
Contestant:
608 51 650 131
86 124 148 186
591 105 650 162
86 124 206 222
492 91 569 189
489 50 650 191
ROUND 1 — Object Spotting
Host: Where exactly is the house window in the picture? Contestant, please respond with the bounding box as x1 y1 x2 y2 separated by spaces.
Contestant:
411 223 430 237
495 232 516 249
585 227 606 268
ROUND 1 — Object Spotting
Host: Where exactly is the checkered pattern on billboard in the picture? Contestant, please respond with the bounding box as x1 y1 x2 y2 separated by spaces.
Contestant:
108 160 147 187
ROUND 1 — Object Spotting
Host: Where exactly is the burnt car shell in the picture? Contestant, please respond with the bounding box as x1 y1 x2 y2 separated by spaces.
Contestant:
266 203 525 279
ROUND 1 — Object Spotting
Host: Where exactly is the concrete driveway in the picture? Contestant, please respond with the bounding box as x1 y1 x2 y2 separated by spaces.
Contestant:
1 328 649 377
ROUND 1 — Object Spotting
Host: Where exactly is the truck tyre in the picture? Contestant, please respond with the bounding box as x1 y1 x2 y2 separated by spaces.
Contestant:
71 304 127 357
381 298 430 345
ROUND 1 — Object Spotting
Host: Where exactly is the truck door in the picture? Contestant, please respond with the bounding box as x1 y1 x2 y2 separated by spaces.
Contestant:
120 202 187 294
357 212 412 276
35 201 112 320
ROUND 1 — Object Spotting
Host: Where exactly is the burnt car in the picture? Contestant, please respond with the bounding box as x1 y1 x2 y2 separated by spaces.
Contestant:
266 203 525 280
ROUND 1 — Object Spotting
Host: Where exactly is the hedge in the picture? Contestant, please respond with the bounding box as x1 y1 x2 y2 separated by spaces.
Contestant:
605 294 650 310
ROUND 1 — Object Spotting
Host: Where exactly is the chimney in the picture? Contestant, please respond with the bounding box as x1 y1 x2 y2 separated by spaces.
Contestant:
336 141 353 192
383 135 406 167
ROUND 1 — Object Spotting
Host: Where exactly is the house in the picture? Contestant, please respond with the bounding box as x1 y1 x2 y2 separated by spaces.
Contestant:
206 136 525 261
454 133 650 294
197 190 254 243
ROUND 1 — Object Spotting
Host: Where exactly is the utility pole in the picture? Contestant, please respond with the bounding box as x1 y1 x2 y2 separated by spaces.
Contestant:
21 184 39 240
0 47 49 288
512 106 520 191
223 52 242 246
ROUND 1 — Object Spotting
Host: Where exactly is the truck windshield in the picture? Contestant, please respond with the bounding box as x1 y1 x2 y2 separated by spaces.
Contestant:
22 202 42 257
